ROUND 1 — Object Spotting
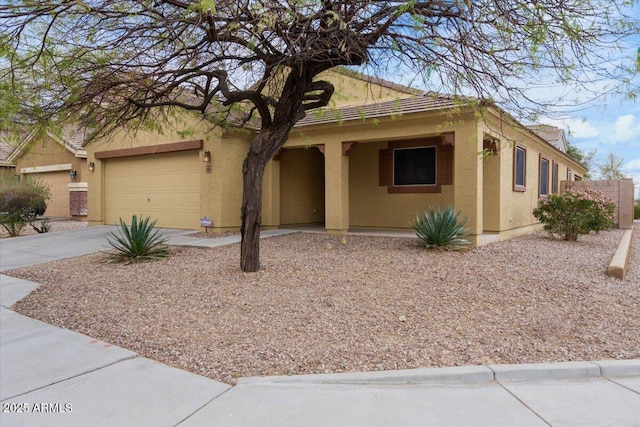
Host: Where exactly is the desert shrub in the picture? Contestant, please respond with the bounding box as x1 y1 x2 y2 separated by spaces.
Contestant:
532 188 615 241
30 219 52 233
635 200 640 220
105 215 170 263
0 176 51 236
412 205 470 250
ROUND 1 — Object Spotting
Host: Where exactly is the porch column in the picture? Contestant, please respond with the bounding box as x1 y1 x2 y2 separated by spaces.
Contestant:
261 158 281 229
453 127 484 244
324 142 349 233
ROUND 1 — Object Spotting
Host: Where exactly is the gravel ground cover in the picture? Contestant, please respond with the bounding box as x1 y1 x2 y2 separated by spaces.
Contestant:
7 228 640 385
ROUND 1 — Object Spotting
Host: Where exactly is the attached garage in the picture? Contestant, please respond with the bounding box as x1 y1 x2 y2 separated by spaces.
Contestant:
101 144 202 229
19 166 73 218
38 170 71 217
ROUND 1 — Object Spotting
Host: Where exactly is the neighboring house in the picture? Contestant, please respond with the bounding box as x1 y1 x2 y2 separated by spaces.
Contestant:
85 70 587 245
7 127 88 218
0 138 17 180
527 124 569 153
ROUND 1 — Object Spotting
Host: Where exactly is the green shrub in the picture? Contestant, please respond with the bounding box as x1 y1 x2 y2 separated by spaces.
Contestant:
412 206 470 250
532 188 615 241
104 215 170 263
635 200 640 220
0 176 51 236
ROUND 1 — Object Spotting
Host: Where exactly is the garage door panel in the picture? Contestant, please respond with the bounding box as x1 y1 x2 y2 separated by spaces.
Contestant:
105 152 200 229
28 171 70 217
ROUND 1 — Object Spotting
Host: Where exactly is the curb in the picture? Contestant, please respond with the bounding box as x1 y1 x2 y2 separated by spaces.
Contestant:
608 229 633 280
238 359 640 386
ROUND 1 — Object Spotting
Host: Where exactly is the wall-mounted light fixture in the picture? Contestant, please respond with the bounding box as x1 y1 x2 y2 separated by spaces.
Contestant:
88 162 95 172
203 151 211 163
69 170 77 180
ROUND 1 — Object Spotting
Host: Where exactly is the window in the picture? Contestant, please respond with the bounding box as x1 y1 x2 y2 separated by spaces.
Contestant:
379 136 453 193
513 144 526 191
567 168 573 181
539 155 550 197
552 161 559 194
393 146 436 186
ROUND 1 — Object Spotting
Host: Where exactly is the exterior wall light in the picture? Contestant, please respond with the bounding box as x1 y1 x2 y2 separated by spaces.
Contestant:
69 170 77 180
203 151 211 163
88 162 95 172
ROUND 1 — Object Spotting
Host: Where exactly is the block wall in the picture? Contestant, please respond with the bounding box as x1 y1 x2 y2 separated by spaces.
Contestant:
69 188 88 217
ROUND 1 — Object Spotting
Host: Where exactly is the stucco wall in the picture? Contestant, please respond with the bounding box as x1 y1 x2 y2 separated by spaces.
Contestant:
561 179 635 229
86 113 222 229
319 70 417 107
479 117 586 237
279 147 325 225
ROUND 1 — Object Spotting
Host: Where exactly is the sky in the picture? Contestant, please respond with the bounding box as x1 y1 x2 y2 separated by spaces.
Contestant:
539 94 640 197
537 6 640 198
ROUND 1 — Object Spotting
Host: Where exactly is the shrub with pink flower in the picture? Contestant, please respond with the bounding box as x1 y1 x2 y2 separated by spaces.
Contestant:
532 188 616 241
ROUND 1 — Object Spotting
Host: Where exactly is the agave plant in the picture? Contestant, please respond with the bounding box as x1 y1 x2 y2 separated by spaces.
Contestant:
412 206 470 250
105 215 170 263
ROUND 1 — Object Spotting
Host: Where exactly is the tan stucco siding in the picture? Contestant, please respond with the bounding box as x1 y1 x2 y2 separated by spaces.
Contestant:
279 147 325 225
87 113 218 229
212 136 251 229
480 117 587 235
349 140 454 228
318 70 417 108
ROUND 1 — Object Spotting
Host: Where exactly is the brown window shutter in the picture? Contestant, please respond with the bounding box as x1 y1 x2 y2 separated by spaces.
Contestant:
437 145 453 185
379 148 393 186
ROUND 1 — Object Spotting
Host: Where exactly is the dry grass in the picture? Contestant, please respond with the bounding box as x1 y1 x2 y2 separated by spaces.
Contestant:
8 228 640 385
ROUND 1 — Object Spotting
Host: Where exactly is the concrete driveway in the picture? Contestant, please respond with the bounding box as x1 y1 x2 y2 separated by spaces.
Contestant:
0 225 193 272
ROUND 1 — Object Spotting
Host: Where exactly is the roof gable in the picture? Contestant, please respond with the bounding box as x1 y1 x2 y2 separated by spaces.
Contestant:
317 69 425 107
5 126 88 164
527 124 568 152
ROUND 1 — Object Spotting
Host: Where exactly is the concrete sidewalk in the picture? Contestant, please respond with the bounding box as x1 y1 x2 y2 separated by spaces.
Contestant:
1 227 639 426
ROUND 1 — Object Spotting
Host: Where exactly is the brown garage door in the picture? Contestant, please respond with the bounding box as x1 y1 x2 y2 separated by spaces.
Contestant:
104 151 200 229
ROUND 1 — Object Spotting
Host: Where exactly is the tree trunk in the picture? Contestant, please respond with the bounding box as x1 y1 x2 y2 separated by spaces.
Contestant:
240 147 268 272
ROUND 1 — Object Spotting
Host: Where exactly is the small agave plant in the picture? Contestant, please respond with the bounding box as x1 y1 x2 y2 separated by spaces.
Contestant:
105 215 170 263
412 206 470 250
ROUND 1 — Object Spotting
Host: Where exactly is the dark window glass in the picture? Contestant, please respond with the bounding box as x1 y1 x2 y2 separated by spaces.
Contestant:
552 162 559 194
540 158 549 195
515 146 526 187
393 147 436 186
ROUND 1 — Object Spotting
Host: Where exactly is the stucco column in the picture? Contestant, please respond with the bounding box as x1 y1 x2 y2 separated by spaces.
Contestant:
453 127 484 244
324 142 349 233
261 159 281 229
86 158 103 226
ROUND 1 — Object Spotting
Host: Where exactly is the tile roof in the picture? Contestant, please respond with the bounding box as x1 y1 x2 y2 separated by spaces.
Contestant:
295 94 466 128
0 131 21 164
526 124 567 152
0 141 17 163
58 125 89 152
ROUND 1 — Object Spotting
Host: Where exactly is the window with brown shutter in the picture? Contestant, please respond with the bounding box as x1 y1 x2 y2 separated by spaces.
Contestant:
378 135 453 193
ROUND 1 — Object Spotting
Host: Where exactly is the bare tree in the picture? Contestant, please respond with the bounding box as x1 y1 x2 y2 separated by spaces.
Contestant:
598 152 627 180
1 0 638 271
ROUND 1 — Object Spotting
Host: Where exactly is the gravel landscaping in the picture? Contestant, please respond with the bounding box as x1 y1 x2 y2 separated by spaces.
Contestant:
7 227 640 385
